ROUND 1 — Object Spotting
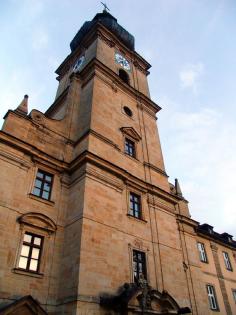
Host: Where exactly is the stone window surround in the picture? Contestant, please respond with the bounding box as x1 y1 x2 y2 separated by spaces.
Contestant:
122 105 134 119
197 242 208 263
125 137 136 158
29 165 57 204
126 186 147 222
18 231 44 273
13 212 56 278
32 169 54 201
129 192 142 219
128 242 150 284
206 283 219 311
223 251 233 271
120 127 141 161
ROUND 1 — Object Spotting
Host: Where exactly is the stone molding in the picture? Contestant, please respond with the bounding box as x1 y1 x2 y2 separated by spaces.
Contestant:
18 212 57 234
0 295 47 315
120 126 141 141
144 162 168 177
0 148 32 170
147 193 175 213
86 164 124 192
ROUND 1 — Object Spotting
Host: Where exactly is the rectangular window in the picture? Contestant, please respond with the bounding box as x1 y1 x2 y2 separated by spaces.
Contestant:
18 232 43 273
232 290 236 303
223 252 232 271
197 242 208 263
133 250 147 283
129 192 141 219
206 285 219 310
125 138 135 158
32 169 53 200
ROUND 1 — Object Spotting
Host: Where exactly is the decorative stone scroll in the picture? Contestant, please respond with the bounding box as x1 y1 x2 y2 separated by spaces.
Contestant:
100 278 191 314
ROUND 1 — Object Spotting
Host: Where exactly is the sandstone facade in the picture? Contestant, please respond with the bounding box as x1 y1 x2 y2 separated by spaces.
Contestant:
0 10 235 315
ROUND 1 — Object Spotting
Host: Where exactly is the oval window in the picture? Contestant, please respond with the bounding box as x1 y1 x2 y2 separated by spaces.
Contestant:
123 106 133 117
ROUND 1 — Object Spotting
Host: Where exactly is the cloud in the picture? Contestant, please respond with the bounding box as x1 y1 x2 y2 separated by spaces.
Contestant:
159 101 236 236
179 62 204 93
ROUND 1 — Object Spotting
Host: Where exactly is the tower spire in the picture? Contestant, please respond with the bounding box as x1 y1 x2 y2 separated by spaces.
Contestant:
175 178 183 198
15 94 29 115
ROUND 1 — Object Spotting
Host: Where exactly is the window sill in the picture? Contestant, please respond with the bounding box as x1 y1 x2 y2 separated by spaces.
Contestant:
127 213 147 223
28 193 55 206
200 260 209 264
124 152 140 163
12 268 44 278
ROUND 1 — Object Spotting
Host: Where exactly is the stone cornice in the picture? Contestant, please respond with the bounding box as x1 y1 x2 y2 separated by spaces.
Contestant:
1 130 182 208
69 150 182 206
0 131 68 172
176 214 199 229
147 193 175 213
144 162 168 178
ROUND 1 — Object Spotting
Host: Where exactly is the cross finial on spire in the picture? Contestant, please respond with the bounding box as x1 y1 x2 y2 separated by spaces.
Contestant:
101 2 110 12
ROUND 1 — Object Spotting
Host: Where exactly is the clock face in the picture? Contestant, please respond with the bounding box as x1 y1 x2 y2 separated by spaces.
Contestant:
115 53 131 71
73 55 85 73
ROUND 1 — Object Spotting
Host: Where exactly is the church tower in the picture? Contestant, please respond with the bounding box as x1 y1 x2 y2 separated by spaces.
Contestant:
0 9 210 315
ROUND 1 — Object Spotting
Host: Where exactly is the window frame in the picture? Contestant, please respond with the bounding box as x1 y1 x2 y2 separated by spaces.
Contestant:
129 192 142 220
206 284 219 311
197 242 208 263
32 169 54 201
125 137 136 158
223 251 233 271
132 249 147 283
18 232 44 274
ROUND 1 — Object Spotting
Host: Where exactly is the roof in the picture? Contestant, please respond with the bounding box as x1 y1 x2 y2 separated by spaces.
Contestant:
196 223 236 249
70 11 135 52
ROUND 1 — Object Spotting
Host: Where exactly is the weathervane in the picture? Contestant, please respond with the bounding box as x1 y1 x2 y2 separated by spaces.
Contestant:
101 2 110 12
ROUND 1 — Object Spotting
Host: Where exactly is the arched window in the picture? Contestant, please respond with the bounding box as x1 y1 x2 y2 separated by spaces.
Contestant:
119 69 129 84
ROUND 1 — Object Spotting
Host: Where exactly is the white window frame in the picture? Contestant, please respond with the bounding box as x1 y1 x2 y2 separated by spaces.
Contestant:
206 284 218 310
197 242 208 263
223 252 232 271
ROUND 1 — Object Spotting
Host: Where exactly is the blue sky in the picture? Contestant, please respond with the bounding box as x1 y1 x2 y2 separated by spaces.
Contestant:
1 0 236 235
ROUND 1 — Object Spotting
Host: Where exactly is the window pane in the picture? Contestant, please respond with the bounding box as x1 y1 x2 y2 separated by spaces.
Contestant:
34 237 41 246
21 245 30 257
32 187 41 196
29 259 38 271
45 175 52 182
24 234 32 243
18 257 28 269
35 179 42 188
43 182 51 192
31 248 40 259
42 191 49 200
37 171 44 179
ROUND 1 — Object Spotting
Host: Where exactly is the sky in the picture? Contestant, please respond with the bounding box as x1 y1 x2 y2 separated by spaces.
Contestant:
0 0 236 236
